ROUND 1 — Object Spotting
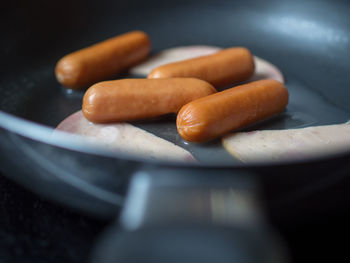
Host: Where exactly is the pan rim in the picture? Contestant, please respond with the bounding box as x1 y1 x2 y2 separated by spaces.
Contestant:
1 109 350 169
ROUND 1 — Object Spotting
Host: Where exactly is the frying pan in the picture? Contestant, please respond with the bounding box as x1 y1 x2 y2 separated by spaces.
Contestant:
1 0 350 228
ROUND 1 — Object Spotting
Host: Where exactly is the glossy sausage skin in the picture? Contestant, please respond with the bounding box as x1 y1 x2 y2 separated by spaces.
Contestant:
177 79 289 142
55 31 151 89
83 78 216 123
148 47 255 87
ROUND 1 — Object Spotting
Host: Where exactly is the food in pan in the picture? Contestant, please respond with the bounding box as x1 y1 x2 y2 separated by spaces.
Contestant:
131 46 221 76
147 47 255 87
55 31 151 89
222 123 350 162
55 111 195 162
131 46 284 83
177 79 289 142
82 78 216 123
55 36 293 161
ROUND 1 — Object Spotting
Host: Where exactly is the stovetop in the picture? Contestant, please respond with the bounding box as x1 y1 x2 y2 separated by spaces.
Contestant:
1 172 349 263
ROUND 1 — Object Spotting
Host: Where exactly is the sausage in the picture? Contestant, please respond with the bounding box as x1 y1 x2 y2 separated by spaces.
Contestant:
147 47 255 87
176 79 289 142
55 31 151 89
82 78 216 123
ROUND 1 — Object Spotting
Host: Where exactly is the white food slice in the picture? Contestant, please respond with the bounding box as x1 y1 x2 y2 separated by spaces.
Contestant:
222 123 350 163
249 56 284 83
55 111 195 162
130 45 284 83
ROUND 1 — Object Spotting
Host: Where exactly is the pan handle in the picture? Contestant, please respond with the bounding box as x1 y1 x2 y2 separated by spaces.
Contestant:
91 168 289 263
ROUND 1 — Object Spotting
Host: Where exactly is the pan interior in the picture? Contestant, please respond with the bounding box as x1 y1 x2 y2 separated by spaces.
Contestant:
1 0 349 165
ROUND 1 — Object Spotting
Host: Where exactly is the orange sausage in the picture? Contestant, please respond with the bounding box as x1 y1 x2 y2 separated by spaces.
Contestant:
55 31 151 89
148 47 255 87
176 79 289 142
83 78 216 123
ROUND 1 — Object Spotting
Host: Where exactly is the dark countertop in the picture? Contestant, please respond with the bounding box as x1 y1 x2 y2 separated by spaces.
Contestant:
1 172 350 263
0 174 109 263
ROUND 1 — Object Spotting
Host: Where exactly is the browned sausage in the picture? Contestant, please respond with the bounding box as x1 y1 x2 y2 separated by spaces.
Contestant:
147 47 255 87
55 31 151 89
176 79 289 142
82 78 216 123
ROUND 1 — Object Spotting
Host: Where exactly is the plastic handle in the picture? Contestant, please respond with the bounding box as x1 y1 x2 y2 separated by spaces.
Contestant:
91 167 288 263
120 167 264 229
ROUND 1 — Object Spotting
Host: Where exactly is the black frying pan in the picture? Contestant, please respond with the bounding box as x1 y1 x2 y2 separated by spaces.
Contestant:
1 0 350 223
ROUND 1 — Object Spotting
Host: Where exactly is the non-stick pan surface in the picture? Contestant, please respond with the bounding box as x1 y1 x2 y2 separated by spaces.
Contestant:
1 0 350 216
